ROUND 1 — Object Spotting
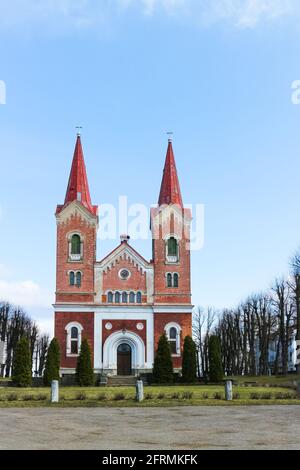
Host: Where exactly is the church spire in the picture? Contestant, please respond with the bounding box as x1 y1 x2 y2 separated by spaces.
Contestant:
158 139 183 208
63 134 95 214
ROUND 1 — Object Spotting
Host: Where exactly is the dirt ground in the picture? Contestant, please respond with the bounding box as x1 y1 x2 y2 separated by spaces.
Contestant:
0 405 299 450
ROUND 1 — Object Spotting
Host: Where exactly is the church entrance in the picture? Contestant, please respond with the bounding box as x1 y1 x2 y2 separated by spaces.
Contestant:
117 343 132 376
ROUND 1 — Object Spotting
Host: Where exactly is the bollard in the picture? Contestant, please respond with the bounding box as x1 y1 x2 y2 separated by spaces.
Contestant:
136 379 144 402
225 380 233 401
51 380 59 403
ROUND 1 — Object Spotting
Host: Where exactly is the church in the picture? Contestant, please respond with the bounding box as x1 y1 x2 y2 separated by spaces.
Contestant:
54 135 193 380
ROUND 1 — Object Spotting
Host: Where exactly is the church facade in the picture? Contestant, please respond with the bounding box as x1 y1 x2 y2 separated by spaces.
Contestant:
54 135 193 378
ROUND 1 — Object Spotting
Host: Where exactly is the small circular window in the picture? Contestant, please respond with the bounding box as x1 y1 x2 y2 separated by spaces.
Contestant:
119 269 130 280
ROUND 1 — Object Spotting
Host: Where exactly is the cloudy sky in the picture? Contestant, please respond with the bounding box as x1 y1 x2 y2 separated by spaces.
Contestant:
1 0 300 335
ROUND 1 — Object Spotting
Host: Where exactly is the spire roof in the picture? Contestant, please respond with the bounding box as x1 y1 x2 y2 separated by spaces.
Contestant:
158 140 183 208
57 135 97 216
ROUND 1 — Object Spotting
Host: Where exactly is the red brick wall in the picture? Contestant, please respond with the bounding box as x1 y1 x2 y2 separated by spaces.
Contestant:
152 211 191 305
102 258 147 296
55 312 94 368
56 212 96 303
154 313 192 368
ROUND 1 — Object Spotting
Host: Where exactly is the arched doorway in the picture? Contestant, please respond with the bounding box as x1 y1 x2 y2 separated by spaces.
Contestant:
117 343 132 376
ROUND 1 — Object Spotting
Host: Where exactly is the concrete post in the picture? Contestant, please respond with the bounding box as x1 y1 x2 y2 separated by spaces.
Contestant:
51 380 59 403
136 379 144 402
225 380 233 401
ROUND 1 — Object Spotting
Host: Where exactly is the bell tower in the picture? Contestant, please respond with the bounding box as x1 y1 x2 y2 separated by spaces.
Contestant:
55 134 98 304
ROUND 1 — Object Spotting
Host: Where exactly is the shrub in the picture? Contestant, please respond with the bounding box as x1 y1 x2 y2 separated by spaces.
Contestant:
213 392 223 400
233 392 240 400
157 393 165 400
23 394 35 401
75 339 94 387
97 393 107 401
145 393 153 400
75 392 86 401
261 392 272 400
171 392 180 399
250 392 260 400
114 393 125 401
208 336 224 383
43 338 60 386
275 392 294 400
201 392 209 399
36 394 47 401
7 393 18 401
12 337 32 387
153 334 174 384
182 336 197 383
182 391 194 400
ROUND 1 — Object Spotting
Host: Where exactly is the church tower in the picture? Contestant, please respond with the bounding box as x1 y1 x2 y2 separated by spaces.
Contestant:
151 139 192 366
55 135 98 304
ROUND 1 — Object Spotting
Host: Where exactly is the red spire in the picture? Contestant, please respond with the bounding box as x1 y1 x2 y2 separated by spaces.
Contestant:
59 135 96 215
158 140 183 208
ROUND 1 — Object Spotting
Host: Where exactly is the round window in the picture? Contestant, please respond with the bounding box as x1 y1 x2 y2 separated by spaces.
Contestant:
119 269 130 280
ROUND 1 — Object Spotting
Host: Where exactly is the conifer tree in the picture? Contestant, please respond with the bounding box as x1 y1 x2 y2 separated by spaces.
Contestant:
43 337 60 386
182 335 197 383
153 334 174 383
75 338 94 386
12 337 32 387
208 335 224 382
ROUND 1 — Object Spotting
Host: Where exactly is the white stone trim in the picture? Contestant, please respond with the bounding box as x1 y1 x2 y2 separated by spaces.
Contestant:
164 322 181 356
103 330 145 374
65 321 83 356
54 304 192 314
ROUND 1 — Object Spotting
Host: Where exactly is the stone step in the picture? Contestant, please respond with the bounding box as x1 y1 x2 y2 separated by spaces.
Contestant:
107 376 136 387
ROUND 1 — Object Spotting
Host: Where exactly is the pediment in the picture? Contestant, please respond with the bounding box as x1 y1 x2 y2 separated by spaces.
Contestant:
97 243 151 274
56 200 98 226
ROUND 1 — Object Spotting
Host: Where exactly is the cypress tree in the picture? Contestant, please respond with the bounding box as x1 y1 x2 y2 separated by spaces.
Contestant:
75 338 94 386
43 337 60 386
12 337 32 387
182 335 197 383
208 335 224 382
153 334 174 383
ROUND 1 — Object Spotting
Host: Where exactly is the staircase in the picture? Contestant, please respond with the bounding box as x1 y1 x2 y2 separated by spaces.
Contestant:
107 376 136 387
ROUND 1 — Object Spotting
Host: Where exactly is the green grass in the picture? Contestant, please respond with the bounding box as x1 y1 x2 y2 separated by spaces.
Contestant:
0 384 299 407
226 375 300 385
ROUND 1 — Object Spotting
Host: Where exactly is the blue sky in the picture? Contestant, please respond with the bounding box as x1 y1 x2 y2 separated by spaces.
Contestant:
1 0 300 335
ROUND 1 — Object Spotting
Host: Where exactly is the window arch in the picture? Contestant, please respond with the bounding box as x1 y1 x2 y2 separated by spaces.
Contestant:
165 323 181 356
71 234 81 255
76 271 82 287
122 292 128 303
65 322 83 356
108 292 113 303
115 292 120 303
173 273 179 288
166 236 179 263
129 292 135 303
69 271 75 286
136 292 142 304
167 273 172 288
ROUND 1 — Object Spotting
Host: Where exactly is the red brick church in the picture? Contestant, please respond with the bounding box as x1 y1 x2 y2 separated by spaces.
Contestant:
54 135 193 379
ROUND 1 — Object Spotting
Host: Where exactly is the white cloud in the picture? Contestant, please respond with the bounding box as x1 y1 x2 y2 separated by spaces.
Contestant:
0 279 53 309
0 0 297 32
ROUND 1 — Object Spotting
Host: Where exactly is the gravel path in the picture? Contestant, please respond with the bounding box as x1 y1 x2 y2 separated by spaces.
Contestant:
0 406 299 450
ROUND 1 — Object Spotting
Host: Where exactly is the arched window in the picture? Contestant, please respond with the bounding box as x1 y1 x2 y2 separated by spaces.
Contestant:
76 271 82 287
108 292 113 303
69 271 75 286
167 273 172 288
115 292 120 303
71 234 81 255
165 323 181 356
70 326 79 354
136 292 142 304
129 292 135 303
122 292 128 303
173 273 179 288
167 237 178 257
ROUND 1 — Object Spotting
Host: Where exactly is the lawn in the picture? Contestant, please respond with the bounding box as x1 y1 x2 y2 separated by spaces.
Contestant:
226 374 300 385
0 384 299 407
